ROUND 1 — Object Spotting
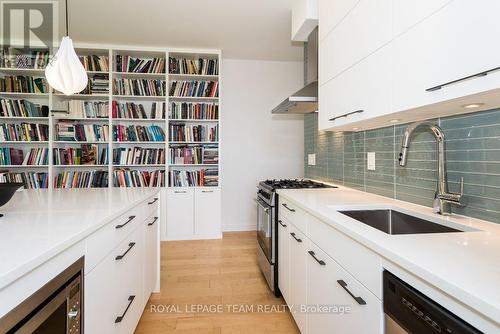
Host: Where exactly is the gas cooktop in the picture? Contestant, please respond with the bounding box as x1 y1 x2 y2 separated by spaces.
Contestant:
260 179 337 190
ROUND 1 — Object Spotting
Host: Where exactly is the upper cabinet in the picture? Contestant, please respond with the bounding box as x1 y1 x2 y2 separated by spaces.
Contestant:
319 0 500 131
292 0 319 42
318 0 359 41
319 0 392 85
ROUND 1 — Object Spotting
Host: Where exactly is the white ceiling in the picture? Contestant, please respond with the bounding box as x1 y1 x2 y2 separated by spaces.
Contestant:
67 0 303 61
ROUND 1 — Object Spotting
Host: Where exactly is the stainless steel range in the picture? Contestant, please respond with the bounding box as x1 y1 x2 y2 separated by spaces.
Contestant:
256 179 336 296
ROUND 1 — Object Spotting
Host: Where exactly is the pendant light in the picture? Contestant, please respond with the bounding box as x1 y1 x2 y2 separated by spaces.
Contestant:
45 0 88 95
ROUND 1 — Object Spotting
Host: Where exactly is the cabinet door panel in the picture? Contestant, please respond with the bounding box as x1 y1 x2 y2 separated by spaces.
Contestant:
166 188 194 239
320 0 392 84
319 44 393 131
393 0 451 37
278 217 290 303
318 0 359 41
393 0 500 113
194 188 221 237
288 225 308 333
144 213 159 305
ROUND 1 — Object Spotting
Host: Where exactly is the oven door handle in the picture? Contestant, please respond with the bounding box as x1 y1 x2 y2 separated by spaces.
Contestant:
254 198 270 213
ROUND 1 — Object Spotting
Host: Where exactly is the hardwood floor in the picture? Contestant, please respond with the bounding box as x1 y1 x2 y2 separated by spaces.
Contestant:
135 232 300 334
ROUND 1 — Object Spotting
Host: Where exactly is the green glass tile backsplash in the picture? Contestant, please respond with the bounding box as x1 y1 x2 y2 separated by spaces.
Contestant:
304 111 500 223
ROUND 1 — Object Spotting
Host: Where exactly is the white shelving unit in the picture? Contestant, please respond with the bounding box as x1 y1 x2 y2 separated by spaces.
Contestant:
0 45 221 191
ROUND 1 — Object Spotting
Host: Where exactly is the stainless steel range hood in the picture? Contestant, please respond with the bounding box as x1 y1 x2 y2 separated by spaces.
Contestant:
272 27 318 114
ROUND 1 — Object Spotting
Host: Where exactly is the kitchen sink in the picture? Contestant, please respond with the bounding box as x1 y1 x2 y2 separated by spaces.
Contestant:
339 209 464 235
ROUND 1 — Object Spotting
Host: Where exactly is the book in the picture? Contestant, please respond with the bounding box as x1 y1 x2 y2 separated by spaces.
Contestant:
115 55 165 73
168 57 218 75
112 101 165 119
113 125 165 142
0 99 48 117
113 168 165 187
169 102 218 120
0 171 48 188
0 48 49 69
169 80 218 97
56 121 109 142
0 76 48 93
0 123 49 141
113 147 165 165
168 168 218 187
113 78 165 96
168 123 218 142
67 100 108 118
53 170 108 188
79 55 109 72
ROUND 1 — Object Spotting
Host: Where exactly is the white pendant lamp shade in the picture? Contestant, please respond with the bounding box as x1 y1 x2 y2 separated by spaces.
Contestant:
45 37 88 95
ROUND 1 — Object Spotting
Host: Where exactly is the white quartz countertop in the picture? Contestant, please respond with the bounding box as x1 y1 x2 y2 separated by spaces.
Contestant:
0 188 160 290
277 185 500 326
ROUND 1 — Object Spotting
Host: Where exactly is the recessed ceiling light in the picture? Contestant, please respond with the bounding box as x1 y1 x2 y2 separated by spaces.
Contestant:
462 103 485 109
389 119 400 123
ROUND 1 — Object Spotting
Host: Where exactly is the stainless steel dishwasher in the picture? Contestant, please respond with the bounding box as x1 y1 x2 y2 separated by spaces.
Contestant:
383 270 482 334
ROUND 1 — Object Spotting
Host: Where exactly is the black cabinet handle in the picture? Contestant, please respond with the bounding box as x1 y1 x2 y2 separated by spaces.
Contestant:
290 232 302 243
148 197 158 205
308 251 326 266
329 109 364 122
148 216 158 226
337 280 366 305
426 66 500 92
282 203 296 212
115 215 136 229
115 295 135 323
278 220 287 227
115 242 136 260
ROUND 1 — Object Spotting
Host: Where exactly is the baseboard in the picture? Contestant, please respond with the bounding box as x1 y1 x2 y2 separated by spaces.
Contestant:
222 224 256 232
165 233 223 241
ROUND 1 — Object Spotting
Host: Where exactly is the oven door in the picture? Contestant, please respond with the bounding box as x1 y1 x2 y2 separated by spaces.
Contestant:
256 197 274 263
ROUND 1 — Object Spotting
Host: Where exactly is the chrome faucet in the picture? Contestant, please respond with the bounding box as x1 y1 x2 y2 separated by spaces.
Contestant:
398 121 466 215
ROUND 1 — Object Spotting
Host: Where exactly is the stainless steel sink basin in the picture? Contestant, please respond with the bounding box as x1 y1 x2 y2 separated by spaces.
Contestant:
339 209 464 235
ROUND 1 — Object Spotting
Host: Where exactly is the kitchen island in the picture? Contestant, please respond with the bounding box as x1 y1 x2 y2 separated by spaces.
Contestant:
0 188 160 333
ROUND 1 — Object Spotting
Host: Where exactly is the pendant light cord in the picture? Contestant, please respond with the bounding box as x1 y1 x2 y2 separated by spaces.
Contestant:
65 0 69 36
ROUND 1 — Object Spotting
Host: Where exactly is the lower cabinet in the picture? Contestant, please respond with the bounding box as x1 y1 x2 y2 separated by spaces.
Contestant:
306 241 382 334
166 188 221 240
278 217 290 303
143 213 160 305
288 224 308 333
280 218 383 333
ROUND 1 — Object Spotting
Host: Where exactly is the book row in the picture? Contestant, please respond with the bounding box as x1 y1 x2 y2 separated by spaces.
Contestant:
168 124 218 142
0 99 48 118
76 74 109 95
115 55 166 74
65 100 109 119
0 123 49 141
79 55 109 72
168 168 218 187
169 80 218 97
168 57 218 75
113 79 166 96
169 102 218 120
169 145 218 165
54 170 108 188
113 169 165 187
0 76 48 93
112 101 165 119
53 145 108 165
0 48 49 69
0 147 48 166
113 147 165 165
56 121 109 142
0 171 48 189
113 125 165 142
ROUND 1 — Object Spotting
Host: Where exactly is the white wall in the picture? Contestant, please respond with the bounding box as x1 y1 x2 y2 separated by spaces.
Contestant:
221 59 304 231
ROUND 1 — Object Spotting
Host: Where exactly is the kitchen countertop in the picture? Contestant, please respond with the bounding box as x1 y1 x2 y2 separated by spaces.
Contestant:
0 188 160 290
277 184 500 326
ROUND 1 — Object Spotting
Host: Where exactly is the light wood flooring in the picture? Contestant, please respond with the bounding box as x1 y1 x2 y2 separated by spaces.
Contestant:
135 232 300 334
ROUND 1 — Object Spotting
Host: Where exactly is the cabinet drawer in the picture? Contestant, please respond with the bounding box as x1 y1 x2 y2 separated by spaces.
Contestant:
85 224 143 334
278 197 308 234
308 216 382 299
142 193 159 218
143 211 159 305
85 205 143 273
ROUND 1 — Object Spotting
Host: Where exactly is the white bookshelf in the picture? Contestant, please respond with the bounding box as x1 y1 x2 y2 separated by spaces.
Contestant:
1 45 221 190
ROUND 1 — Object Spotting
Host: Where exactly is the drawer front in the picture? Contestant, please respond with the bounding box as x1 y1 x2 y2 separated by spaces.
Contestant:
308 215 382 299
86 205 144 273
143 211 159 305
142 193 160 218
278 197 308 234
113 226 144 334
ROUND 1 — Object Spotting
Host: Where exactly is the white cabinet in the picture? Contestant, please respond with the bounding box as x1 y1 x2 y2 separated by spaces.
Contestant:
278 217 290 303
393 0 500 113
306 241 382 334
194 188 221 237
288 224 308 333
166 188 195 239
393 0 452 37
319 43 393 131
143 213 160 305
319 0 392 84
318 0 358 41
292 0 319 42
166 188 222 240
